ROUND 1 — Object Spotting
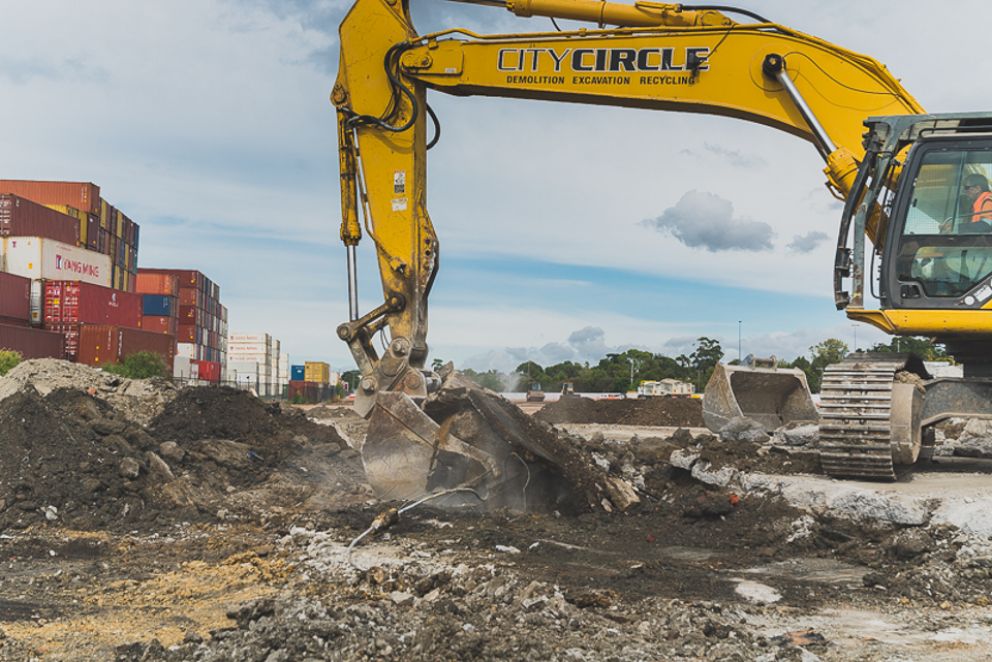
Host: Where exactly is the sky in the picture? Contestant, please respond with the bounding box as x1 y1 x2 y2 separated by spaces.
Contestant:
1 0 989 373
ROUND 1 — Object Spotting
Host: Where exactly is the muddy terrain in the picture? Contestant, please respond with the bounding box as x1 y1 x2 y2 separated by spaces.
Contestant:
2 363 992 660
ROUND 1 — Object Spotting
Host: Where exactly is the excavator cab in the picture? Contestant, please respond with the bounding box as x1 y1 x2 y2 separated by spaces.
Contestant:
814 114 992 479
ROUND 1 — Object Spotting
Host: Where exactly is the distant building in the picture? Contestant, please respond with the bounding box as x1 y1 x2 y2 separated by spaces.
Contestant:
637 378 694 397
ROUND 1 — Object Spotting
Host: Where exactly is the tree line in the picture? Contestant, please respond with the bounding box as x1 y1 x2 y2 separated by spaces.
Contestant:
458 335 948 394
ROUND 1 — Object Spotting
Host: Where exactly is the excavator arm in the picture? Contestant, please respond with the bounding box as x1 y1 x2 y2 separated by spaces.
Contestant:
333 0 962 494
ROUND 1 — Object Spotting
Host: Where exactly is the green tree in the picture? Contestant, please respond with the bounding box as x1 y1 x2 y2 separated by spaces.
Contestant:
340 370 361 391
103 351 168 379
807 338 849 392
0 349 22 376
431 357 445 371
868 336 949 361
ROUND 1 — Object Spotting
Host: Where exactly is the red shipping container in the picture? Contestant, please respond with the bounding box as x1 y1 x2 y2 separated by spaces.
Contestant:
0 180 100 215
140 269 202 290
192 359 220 383
177 323 196 343
136 272 178 296
0 195 80 245
77 324 175 369
49 323 80 358
178 288 198 307
0 323 65 359
43 281 142 329
178 304 201 325
0 271 31 322
142 315 178 336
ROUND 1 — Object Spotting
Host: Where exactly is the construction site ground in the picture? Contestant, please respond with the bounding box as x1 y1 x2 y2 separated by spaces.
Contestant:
3 372 992 661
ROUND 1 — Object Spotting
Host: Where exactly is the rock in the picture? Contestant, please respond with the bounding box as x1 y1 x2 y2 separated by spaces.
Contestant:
521 596 548 612
774 424 820 447
670 449 700 470
81 478 103 494
145 452 175 482
196 439 251 468
158 441 185 462
42 505 58 521
389 591 415 607
682 492 734 518
890 529 933 560
118 457 141 480
495 545 521 554
719 417 770 444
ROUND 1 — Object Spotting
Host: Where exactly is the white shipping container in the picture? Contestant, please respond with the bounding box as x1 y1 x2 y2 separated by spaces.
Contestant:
228 343 271 354
1 237 112 287
177 343 196 359
228 352 272 364
173 356 193 380
228 333 271 344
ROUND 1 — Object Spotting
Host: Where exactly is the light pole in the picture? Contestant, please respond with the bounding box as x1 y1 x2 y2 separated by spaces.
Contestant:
738 320 742 363
852 324 858 352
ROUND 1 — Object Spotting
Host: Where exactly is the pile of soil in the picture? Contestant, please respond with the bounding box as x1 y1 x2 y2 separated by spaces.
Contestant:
0 386 366 531
150 388 344 448
536 396 704 427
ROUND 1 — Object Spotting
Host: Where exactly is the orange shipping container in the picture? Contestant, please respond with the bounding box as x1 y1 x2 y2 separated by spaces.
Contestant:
0 180 100 215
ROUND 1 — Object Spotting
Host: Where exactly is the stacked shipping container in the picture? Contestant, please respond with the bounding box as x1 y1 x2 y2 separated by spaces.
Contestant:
227 332 284 396
43 281 143 360
288 361 335 403
0 180 138 293
138 268 226 382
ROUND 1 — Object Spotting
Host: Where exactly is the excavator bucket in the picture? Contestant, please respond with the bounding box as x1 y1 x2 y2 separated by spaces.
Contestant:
703 363 819 433
360 370 639 512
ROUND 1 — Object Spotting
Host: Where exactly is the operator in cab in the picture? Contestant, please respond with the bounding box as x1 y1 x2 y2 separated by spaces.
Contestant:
963 173 992 231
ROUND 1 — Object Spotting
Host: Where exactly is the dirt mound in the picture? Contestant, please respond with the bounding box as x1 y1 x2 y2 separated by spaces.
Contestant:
536 396 704 427
150 387 344 447
0 386 368 532
0 358 178 426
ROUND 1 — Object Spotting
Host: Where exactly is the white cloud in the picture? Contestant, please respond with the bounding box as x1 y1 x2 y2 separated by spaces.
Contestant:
644 191 775 252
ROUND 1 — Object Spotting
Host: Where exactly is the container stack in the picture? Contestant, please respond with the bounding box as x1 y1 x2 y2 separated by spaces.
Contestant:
0 180 148 363
288 361 334 403
227 332 284 396
138 268 226 383
0 180 138 293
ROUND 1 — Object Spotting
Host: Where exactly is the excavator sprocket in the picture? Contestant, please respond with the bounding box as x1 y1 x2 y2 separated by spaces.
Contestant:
818 353 926 480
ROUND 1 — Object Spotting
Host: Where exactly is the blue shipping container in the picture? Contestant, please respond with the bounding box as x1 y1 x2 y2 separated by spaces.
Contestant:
142 294 175 317
291 365 305 381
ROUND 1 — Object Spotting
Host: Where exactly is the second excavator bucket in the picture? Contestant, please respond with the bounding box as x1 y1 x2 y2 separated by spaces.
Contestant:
703 363 819 433
360 370 640 512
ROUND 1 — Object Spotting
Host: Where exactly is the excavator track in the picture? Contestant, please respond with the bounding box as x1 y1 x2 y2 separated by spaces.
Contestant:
818 355 922 480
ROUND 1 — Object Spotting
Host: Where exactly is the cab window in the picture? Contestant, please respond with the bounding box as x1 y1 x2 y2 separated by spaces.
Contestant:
897 148 992 297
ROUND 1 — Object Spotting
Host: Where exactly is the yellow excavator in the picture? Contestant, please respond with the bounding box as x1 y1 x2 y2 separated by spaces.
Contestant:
334 0 992 497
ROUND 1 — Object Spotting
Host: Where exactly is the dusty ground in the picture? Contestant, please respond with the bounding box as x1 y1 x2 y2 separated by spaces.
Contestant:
4 379 992 660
